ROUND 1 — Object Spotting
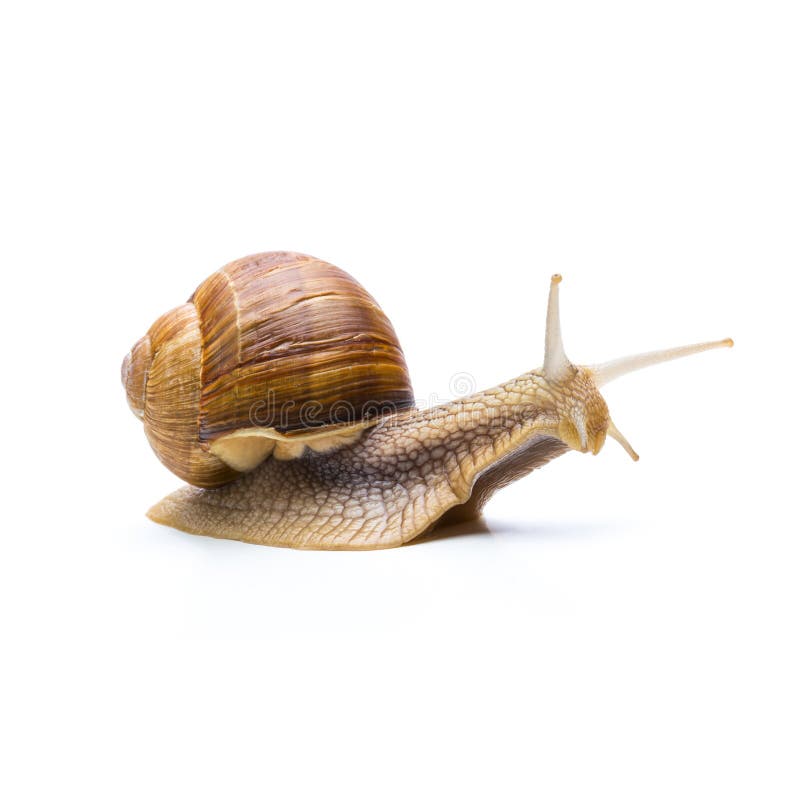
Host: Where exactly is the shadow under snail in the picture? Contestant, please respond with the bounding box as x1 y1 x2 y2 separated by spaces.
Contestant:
122 251 732 550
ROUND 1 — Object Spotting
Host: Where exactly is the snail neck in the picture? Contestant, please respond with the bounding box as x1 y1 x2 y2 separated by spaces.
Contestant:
381 371 561 450
358 369 578 525
377 366 606 458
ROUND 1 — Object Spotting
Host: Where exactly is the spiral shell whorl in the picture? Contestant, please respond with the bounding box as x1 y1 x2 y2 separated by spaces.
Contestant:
122 335 152 419
123 304 239 488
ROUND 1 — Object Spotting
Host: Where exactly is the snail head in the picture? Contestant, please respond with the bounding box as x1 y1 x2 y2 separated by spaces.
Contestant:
537 274 732 461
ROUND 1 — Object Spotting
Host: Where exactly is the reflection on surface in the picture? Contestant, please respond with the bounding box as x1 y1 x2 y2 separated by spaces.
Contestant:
410 515 627 546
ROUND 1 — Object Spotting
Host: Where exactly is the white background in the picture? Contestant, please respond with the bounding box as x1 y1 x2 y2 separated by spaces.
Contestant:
1 2 798 798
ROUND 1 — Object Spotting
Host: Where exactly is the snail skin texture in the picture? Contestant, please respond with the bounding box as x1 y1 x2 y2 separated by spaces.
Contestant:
123 252 732 550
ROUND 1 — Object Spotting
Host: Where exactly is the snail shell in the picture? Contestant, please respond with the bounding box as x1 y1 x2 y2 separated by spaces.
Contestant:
122 252 414 487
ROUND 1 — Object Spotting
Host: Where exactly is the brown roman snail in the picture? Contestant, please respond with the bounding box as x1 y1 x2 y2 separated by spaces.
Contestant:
123 251 732 550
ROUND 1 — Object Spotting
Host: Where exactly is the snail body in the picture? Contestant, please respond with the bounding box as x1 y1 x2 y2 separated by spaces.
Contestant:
125 253 732 550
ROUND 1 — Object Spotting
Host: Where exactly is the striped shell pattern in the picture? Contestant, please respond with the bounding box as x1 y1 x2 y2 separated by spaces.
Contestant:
122 252 415 487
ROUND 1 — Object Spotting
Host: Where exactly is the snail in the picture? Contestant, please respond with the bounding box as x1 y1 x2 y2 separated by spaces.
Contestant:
123 251 732 550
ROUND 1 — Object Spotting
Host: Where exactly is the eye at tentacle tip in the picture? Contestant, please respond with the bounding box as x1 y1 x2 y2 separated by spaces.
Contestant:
592 337 734 387
543 272 572 381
